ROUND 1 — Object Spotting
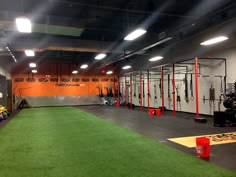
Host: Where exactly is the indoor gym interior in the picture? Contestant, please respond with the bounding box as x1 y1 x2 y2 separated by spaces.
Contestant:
0 0 236 177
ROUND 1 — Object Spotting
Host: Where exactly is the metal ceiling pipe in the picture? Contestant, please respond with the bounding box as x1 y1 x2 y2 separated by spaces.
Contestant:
99 37 173 68
15 46 109 53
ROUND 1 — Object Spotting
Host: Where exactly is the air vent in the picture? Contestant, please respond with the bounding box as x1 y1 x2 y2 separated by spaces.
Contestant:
15 78 24 82
110 78 118 82
92 78 99 82
82 78 89 82
50 78 58 82
39 78 48 82
61 78 70 82
72 78 80 82
26 78 35 82
101 78 108 82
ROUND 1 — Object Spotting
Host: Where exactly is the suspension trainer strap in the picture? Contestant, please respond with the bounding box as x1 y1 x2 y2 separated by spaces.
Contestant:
184 73 189 103
159 78 162 98
190 74 194 100
168 74 171 108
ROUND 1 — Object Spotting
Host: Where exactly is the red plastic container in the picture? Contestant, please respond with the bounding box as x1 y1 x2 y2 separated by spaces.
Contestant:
148 109 156 116
196 137 210 159
156 108 161 116
114 101 120 107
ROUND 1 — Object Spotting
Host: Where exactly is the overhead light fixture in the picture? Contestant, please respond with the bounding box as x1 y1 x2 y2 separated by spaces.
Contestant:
95 53 106 60
25 50 35 57
106 71 113 75
149 56 163 62
72 70 78 74
29 63 36 68
200 36 228 45
15 17 32 33
122 65 132 70
80 64 88 69
124 29 147 41
32 70 37 73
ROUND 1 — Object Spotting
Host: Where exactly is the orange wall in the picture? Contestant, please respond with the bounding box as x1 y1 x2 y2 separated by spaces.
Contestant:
13 74 116 96
12 62 118 97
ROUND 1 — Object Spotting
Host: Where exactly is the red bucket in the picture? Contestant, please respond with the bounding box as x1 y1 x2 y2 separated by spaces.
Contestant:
196 137 210 159
156 108 161 116
148 109 156 116
114 101 120 107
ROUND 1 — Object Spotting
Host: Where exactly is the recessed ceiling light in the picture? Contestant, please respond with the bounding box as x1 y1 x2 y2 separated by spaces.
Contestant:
106 71 113 75
95 53 106 60
149 56 163 62
80 64 88 69
15 17 32 33
200 36 228 45
124 29 146 41
29 63 36 68
72 70 78 74
25 50 35 57
32 69 37 73
122 65 132 70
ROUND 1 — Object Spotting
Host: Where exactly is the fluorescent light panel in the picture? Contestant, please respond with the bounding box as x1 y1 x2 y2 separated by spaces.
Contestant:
106 71 113 75
122 65 132 70
124 29 146 41
15 17 32 33
29 63 36 68
200 36 228 45
25 50 35 57
32 70 37 73
149 56 163 62
95 53 106 60
80 64 88 69
72 70 78 74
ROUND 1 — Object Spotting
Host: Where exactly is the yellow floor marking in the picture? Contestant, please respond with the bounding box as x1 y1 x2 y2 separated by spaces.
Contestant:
168 132 236 148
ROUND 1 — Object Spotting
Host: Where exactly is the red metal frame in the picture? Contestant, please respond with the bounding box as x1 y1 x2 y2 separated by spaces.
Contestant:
124 76 127 108
130 73 132 109
147 70 150 110
113 77 116 101
140 71 143 111
161 66 165 114
172 64 176 116
118 76 120 107
195 57 199 118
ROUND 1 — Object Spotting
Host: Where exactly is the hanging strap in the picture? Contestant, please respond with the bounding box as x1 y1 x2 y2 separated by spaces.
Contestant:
190 74 194 100
159 78 162 98
134 74 137 97
168 74 170 99
184 73 189 103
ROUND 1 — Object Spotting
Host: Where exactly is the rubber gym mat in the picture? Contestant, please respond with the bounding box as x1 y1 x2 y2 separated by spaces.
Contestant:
168 132 236 148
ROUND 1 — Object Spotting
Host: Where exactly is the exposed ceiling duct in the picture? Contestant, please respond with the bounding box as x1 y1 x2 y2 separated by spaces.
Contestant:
0 20 84 36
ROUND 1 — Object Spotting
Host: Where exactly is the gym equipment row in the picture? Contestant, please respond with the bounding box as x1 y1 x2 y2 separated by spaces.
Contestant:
117 57 235 126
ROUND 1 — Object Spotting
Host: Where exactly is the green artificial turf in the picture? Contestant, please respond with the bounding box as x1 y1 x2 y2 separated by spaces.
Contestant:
0 107 235 177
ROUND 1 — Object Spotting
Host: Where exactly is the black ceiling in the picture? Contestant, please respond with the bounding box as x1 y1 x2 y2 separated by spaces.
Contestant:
0 0 235 72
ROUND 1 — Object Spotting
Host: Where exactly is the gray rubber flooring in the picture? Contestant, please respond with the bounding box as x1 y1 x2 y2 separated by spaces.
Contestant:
78 106 236 172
